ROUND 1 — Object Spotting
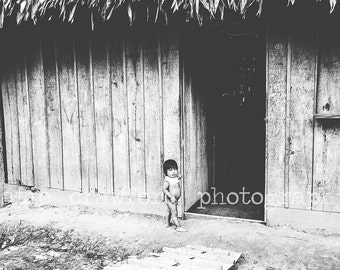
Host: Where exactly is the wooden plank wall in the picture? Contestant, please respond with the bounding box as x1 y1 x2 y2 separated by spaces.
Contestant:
267 7 288 208
0 23 180 200
286 5 317 209
313 21 340 213
267 0 340 215
182 29 209 211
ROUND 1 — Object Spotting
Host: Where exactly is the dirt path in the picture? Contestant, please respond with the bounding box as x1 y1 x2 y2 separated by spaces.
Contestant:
0 201 339 269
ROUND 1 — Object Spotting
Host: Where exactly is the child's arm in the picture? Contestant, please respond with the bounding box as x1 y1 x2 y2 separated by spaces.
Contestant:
163 181 174 200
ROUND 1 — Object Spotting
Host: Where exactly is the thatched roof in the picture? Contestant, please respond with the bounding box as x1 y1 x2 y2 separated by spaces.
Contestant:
0 0 337 28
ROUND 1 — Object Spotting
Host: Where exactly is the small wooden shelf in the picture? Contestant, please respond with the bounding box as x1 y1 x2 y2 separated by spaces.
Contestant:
314 114 340 119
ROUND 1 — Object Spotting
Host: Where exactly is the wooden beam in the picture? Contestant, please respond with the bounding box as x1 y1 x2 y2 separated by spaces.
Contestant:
0 112 4 207
0 61 5 206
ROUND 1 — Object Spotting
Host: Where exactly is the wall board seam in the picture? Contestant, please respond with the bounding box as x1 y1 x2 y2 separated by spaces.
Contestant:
122 33 131 196
264 23 269 223
284 32 291 209
89 39 99 193
55 37 64 191
310 26 320 211
73 36 83 193
157 32 164 188
141 35 147 197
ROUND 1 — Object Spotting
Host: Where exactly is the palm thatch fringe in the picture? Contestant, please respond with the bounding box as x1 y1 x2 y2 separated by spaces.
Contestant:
0 0 337 28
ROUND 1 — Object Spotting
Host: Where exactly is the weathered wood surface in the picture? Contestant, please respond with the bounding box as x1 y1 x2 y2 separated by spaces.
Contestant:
182 30 209 212
0 41 5 204
126 28 146 198
116 245 241 270
57 26 82 191
2 31 21 185
110 30 130 197
26 27 49 188
143 27 162 199
17 32 34 187
183 30 195 211
267 23 288 208
42 25 63 189
287 27 317 209
0 25 181 201
92 28 113 195
76 23 97 194
317 28 340 116
312 27 340 213
161 27 183 214
313 120 340 212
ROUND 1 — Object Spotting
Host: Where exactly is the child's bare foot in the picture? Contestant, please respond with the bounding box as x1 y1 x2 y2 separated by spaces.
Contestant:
175 227 187 232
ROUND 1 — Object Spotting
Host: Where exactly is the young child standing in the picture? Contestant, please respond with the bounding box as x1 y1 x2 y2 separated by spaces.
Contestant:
162 159 187 232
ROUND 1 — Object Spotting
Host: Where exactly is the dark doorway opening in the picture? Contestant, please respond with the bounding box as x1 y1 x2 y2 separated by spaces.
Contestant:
187 23 266 221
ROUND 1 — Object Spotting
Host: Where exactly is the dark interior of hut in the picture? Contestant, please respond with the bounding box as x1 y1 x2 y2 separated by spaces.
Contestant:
187 23 266 221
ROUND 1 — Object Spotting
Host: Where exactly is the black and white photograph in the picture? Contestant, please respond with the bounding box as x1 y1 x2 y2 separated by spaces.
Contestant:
0 0 339 269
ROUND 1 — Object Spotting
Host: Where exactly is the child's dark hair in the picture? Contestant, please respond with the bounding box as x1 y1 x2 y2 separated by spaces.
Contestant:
163 159 178 176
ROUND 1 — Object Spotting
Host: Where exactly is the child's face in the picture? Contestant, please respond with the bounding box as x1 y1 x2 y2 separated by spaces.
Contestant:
166 168 178 178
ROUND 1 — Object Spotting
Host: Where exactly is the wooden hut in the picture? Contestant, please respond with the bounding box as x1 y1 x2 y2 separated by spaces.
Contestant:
0 0 339 232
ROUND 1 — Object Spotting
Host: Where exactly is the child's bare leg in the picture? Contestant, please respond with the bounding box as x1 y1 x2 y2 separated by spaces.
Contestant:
168 203 181 227
165 205 171 227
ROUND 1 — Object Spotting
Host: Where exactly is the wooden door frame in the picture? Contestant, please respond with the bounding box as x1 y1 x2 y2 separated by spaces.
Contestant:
180 23 268 221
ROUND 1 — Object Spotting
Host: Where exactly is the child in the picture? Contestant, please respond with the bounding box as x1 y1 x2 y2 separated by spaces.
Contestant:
162 159 187 232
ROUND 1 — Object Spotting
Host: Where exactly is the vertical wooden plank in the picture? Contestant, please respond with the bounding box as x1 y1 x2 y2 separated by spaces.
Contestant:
161 26 182 211
0 115 4 205
0 48 5 204
317 29 340 115
267 25 288 208
76 23 97 194
57 25 81 191
183 30 199 211
125 27 145 198
26 27 49 188
198 43 209 195
143 27 162 199
1 32 21 185
92 27 113 195
313 120 340 212
201 70 209 193
288 27 317 209
42 25 63 189
195 59 202 198
109 29 130 196
161 27 181 164
17 32 34 187
313 23 340 212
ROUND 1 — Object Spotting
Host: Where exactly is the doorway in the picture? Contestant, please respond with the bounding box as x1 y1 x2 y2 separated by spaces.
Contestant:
186 23 266 221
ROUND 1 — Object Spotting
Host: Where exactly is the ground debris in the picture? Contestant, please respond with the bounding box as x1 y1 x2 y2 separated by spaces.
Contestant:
0 223 129 270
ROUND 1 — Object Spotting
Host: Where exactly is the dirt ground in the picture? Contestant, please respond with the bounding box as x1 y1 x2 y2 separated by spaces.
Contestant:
0 198 339 270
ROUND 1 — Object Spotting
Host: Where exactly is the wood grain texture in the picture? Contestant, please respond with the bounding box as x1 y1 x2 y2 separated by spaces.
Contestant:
266 27 288 208
182 30 199 211
57 26 81 191
42 26 63 189
317 28 340 115
0 58 4 204
288 29 316 209
26 27 49 188
313 120 340 212
92 28 113 195
161 26 182 212
76 24 97 194
143 27 162 199
109 30 130 196
125 28 146 198
2 32 21 185
16 33 34 187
